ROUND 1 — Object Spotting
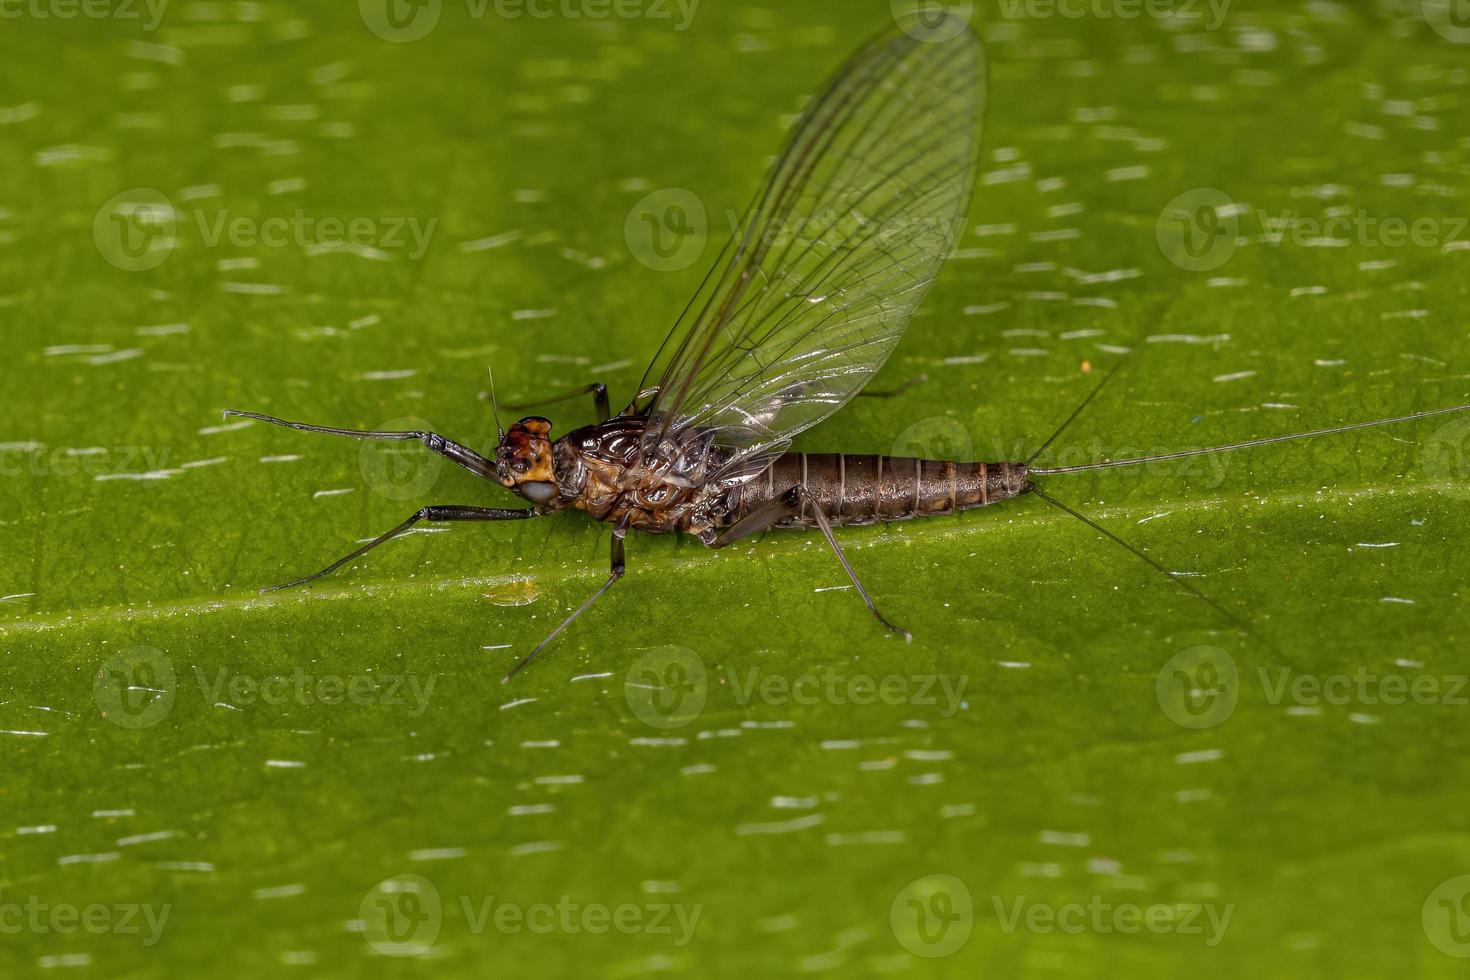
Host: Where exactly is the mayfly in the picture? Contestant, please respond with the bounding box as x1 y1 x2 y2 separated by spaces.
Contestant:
228 13 1469 680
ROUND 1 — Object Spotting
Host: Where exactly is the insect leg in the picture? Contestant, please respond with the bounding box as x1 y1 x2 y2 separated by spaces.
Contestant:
855 373 928 398
706 492 800 547
503 523 627 682
621 386 660 417
265 505 538 593
504 382 610 419
711 486 911 641
223 410 498 480
795 486 912 642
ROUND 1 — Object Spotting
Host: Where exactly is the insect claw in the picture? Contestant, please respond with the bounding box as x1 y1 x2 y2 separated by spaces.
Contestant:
501 645 545 683
261 572 326 593
879 616 912 642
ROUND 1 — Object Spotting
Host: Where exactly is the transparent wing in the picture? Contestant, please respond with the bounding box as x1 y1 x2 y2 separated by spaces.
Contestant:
636 13 984 484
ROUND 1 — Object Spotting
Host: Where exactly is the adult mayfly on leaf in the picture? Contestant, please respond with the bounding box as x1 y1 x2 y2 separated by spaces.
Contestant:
228 13 1470 680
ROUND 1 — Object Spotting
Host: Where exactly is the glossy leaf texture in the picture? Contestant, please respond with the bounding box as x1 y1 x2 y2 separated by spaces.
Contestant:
2 2 1469 977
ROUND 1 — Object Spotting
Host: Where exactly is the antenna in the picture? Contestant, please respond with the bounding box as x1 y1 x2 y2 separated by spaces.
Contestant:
1031 403 1470 476
486 365 506 440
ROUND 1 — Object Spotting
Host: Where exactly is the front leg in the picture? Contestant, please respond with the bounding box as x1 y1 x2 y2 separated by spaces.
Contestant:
223 410 499 481
266 505 539 592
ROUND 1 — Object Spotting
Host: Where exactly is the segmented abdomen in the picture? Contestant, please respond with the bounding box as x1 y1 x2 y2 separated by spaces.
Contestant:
728 453 1031 527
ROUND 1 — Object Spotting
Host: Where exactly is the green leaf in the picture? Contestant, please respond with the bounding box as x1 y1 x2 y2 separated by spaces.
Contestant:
4 2 1470 976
